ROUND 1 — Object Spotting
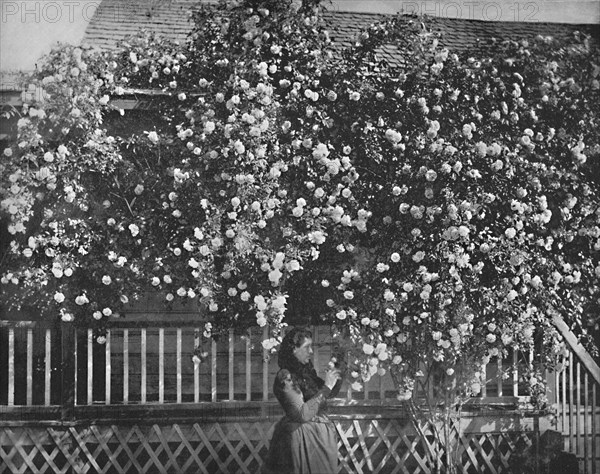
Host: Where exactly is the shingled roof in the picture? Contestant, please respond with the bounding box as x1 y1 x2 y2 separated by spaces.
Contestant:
83 0 599 56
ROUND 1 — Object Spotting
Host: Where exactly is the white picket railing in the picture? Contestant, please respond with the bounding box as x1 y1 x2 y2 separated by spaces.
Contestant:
0 320 551 407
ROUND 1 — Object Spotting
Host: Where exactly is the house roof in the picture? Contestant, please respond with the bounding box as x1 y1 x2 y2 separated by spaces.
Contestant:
82 0 599 55
1 1 598 95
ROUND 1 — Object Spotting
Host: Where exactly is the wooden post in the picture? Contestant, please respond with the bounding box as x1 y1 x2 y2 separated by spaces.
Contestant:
61 322 76 421
262 326 268 401
26 328 33 405
105 329 112 404
246 330 251 402
211 339 217 402
194 329 200 403
87 328 94 404
228 329 234 401
45 328 52 406
176 328 182 404
7 327 14 406
533 414 540 474
547 364 557 406
123 329 129 404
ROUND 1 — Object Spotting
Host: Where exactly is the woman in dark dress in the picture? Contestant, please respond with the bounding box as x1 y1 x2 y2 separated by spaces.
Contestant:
263 327 343 474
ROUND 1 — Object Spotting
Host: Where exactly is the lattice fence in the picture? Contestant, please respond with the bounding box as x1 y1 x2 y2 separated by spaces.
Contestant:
1 416 536 474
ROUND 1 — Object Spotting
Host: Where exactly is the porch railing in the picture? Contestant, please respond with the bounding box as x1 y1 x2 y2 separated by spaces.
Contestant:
0 318 554 413
1 316 599 473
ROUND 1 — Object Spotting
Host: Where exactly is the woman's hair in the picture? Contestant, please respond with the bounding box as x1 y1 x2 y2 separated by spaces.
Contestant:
278 327 313 371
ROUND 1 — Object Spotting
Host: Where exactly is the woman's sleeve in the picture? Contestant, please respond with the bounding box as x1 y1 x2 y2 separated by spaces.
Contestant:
280 385 331 423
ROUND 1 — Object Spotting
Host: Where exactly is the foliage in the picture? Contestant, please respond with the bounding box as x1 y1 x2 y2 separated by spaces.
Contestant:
323 19 600 405
1 0 599 441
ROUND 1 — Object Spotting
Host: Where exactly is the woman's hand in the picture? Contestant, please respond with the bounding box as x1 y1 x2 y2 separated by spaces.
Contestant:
324 368 341 390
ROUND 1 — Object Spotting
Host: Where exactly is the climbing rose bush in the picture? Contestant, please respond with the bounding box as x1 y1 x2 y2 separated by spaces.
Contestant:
0 0 361 342
1 0 599 409
320 22 600 403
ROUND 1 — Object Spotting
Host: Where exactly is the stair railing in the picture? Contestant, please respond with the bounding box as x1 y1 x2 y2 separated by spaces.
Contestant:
552 314 600 474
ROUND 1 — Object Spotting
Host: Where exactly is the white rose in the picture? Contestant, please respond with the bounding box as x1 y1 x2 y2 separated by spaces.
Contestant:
75 295 88 305
129 224 140 237
61 312 74 322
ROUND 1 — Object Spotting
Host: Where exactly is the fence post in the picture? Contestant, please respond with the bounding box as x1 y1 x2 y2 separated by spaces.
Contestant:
533 414 540 474
61 322 76 421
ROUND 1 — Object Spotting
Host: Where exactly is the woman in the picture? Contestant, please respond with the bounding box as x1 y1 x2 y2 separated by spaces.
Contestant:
263 327 343 474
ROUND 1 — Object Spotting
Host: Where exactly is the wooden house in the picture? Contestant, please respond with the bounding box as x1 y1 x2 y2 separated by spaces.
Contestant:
1 1 599 472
